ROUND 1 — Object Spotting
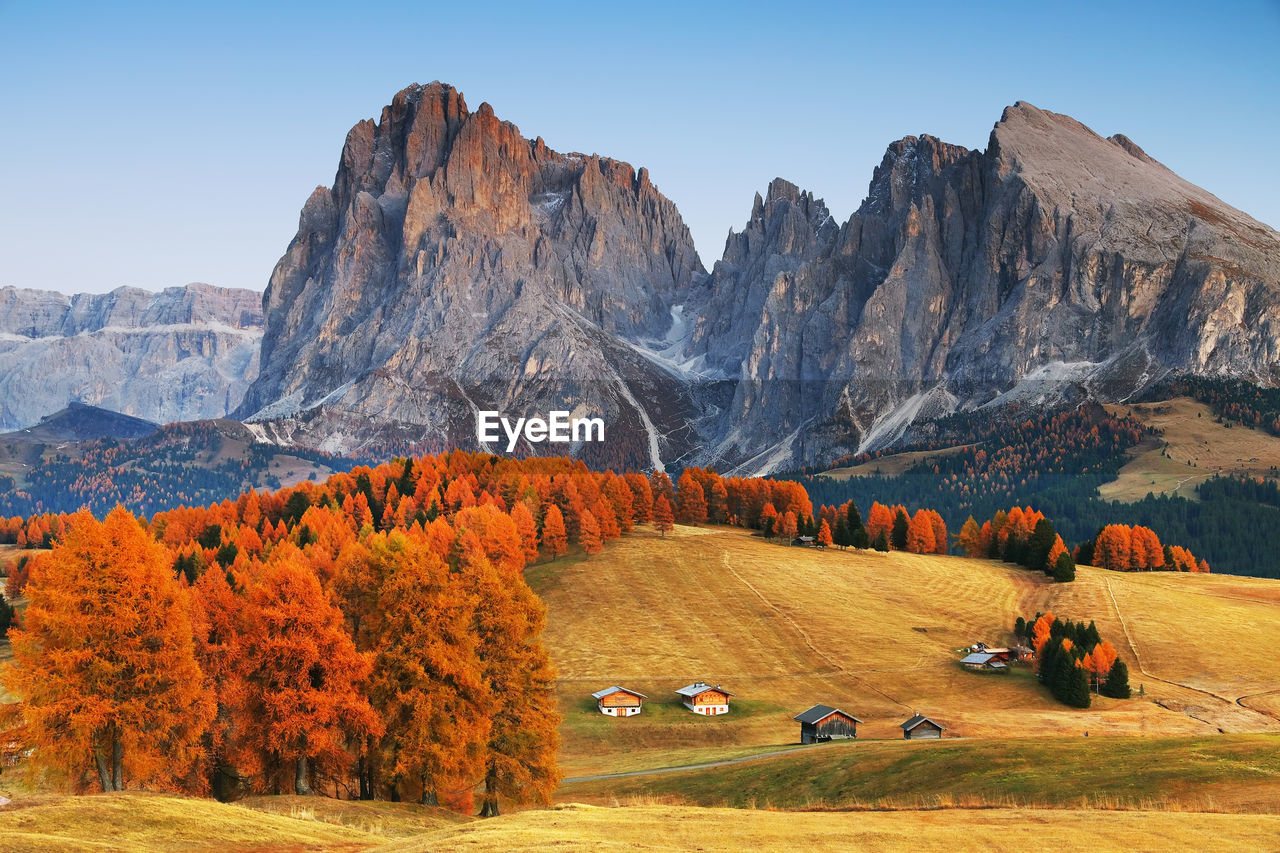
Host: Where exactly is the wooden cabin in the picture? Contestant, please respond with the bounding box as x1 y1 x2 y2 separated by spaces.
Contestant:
960 652 1008 672
676 681 733 715
900 713 945 739
794 704 863 743
591 686 647 717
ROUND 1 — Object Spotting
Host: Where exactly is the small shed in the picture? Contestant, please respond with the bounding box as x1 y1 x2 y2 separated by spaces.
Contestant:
791 535 816 547
676 681 733 715
900 713 945 739
794 704 863 743
591 686 647 717
1012 644 1034 661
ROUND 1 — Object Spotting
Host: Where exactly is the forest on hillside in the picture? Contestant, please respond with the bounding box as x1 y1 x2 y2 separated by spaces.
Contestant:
802 404 1277 578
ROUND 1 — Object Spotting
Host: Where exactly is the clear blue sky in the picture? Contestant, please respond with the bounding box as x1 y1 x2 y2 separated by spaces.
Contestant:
2 0 1278 294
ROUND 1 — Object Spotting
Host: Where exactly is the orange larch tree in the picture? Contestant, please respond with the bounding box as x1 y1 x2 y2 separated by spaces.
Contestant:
456 530 560 817
676 470 708 525
577 508 603 555
233 547 381 796
363 531 492 805
5 507 215 792
509 500 539 563
906 509 937 554
652 495 675 537
540 504 568 560
817 519 834 548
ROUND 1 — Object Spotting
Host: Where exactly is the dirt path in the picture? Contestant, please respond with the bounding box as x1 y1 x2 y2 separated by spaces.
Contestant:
561 742 830 784
1104 578 1280 725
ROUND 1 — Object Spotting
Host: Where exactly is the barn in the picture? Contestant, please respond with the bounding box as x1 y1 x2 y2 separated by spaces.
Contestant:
900 713 945 739
676 681 733 715
591 686 647 717
794 704 863 743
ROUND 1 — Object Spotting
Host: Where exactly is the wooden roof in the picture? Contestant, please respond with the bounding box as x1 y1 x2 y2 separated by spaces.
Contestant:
591 685 647 700
675 681 734 698
794 704 864 725
901 713 945 731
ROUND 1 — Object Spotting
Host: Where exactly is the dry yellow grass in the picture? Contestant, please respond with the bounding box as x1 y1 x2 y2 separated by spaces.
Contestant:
1101 397 1280 501
379 803 1280 852
0 791 380 851
532 526 1280 776
822 444 975 480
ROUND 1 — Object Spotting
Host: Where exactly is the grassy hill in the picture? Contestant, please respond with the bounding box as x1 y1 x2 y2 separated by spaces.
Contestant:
2 793 1277 852
0 791 471 851
1100 398 1280 501
530 526 1280 779
558 734 1280 811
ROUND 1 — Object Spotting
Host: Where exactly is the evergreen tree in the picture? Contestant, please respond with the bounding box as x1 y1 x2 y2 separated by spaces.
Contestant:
1053 552 1076 583
846 502 867 545
834 517 851 549
1014 616 1026 641
1084 621 1102 649
873 530 890 552
890 509 909 550
1062 662 1092 708
1025 518 1057 572
1101 659 1132 699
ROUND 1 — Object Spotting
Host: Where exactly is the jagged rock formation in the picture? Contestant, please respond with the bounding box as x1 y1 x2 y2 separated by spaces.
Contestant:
0 283 262 431
238 88 1280 472
236 82 709 467
680 102 1280 471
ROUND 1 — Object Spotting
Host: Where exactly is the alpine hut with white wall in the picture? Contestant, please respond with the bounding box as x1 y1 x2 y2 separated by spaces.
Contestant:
591 686 647 717
676 682 733 715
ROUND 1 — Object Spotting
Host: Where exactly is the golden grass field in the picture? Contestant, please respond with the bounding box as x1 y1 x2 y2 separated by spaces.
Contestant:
1100 397 1280 501
5 525 1280 848
531 525 1280 780
5 793 1280 852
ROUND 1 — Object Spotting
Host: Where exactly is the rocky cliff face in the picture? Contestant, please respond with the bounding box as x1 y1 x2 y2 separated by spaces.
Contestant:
0 283 262 431
240 88 1280 472
236 82 709 468
679 102 1280 472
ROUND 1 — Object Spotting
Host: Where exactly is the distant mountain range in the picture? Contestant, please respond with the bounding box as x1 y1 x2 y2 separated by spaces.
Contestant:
0 283 262 432
4 83 1279 473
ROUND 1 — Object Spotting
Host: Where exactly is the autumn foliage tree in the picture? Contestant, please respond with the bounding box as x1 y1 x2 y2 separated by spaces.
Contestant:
652 495 674 537
362 531 491 805
540 504 568 559
232 548 381 796
906 509 937 554
454 513 560 817
676 470 708 525
5 507 215 792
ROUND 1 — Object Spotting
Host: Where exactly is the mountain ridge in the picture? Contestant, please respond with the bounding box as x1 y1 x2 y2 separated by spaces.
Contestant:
0 282 263 432
4 87 1277 473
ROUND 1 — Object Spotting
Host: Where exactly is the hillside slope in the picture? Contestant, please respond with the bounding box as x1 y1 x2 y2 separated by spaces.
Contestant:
530 527 1280 777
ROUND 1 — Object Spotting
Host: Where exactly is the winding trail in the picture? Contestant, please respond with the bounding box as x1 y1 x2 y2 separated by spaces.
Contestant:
1104 577 1280 725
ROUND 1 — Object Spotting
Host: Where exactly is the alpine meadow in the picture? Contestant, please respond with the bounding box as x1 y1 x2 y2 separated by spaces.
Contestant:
4 5 1280 849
